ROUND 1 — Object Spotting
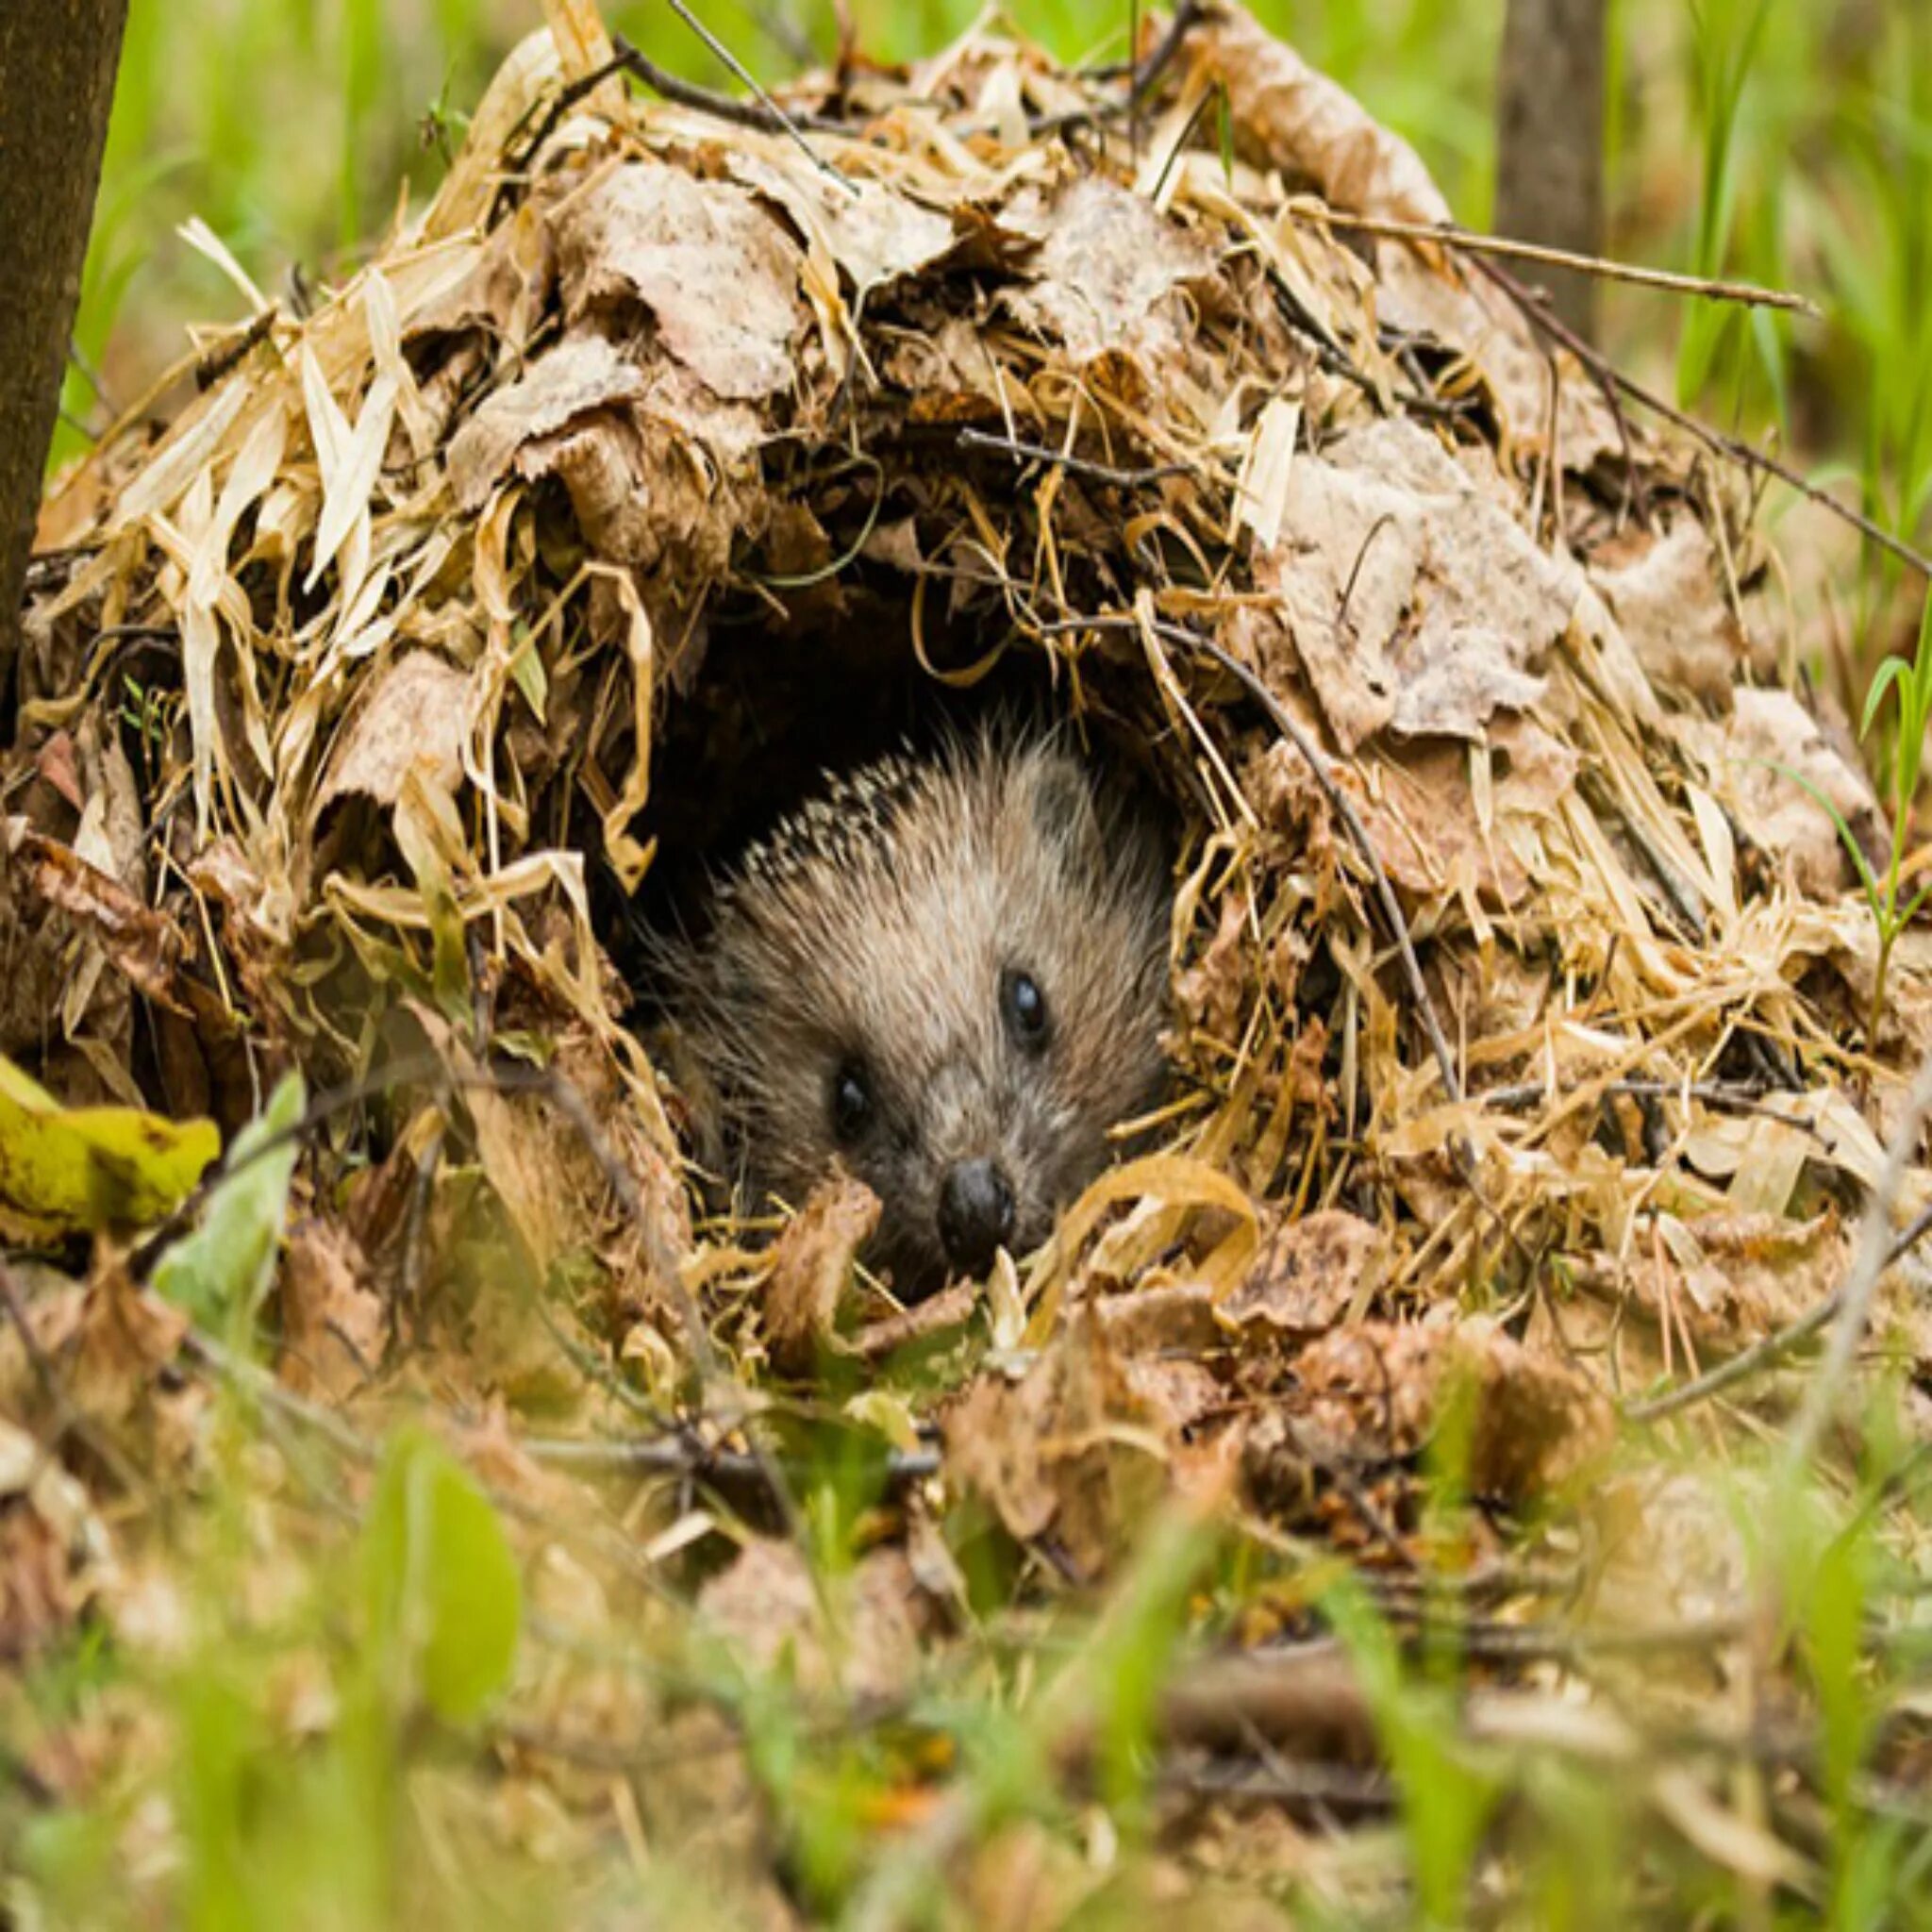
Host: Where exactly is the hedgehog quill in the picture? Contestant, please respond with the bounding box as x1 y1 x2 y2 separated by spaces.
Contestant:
656 732 1173 1296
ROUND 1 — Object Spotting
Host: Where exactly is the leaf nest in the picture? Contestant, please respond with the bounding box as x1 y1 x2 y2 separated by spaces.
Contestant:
9 3 1932 1580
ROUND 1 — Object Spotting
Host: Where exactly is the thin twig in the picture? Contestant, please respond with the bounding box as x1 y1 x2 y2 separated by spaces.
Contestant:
67 336 116 410
1480 1076 1827 1141
1158 621 1461 1107
1127 0 1205 117
1157 1756 1393 1812
1480 258 1932 583
1146 68 1217 203
498 50 630 192
613 26 854 190
957 426 1191 490
520 1431 941 1487
1317 210 1821 317
1628 1134 1932 1424
1781 1055 1932 1473
193 308 279 391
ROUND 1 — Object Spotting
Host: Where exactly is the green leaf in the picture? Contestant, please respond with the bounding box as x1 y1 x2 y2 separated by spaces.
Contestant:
1912 586 1932 713
1861 652 1909 739
151 1072 305 1333
1757 759 1885 914
508 621 548 723
0 1054 219 1241
361 1429 521 1724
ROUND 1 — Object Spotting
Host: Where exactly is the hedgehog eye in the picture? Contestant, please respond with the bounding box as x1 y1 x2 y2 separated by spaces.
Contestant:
830 1058 874 1144
1001 968 1050 1053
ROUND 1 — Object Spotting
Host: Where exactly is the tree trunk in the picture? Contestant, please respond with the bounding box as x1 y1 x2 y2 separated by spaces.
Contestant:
1494 0 1607 341
0 0 129 722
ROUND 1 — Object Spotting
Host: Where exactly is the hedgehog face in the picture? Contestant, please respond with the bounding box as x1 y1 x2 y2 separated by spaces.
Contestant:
671 733 1172 1299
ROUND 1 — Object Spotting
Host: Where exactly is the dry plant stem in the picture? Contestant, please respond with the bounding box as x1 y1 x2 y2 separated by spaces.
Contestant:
1482 1076 1828 1141
1318 211 1820 317
655 0 855 188
1479 257 1932 583
520 1432 941 1487
1631 1111 1932 1424
1127 0 1206 119
192 308 279 391
609 32 855 185
1166 626 1464 1108
1037 610 1460 1105
1781 1053 1932 1474
1161 1757 1391 1812
957 425 1192 488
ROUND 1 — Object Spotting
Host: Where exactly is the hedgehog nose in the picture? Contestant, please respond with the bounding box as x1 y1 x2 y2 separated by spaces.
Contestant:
937 1158 1016 1274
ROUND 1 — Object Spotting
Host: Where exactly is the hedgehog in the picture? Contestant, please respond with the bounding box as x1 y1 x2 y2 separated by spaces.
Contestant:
654 729 1173 1295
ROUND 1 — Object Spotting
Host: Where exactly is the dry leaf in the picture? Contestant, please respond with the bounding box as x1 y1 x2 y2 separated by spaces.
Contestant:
763 1172 881 1374
557 162 807 401
316 651 475 812
1004 176 1214 365
1217 1209 1385 1341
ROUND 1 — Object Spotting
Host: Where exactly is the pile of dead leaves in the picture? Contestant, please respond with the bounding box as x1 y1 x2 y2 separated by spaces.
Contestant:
4 0 1931 1922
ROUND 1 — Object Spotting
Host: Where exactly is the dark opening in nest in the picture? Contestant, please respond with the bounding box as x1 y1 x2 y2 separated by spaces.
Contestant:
607 591 1191 1018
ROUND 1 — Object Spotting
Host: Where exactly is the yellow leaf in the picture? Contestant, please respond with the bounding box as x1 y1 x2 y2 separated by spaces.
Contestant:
0 1056 219 1241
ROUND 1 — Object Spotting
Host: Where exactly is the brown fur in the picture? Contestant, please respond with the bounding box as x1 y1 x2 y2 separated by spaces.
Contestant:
656 731 1172 1291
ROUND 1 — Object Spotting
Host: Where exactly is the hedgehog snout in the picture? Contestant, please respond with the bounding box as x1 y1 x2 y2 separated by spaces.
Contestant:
936 1158 1016 1274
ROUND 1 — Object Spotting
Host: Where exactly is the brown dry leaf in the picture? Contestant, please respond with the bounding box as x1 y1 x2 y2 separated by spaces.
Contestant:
696 1537 931 1705
1092 1281 1223 1357
1172 890 1248 1040
406 203 555 354
763 1172 880 1374
315 651 475 812
1241 419 1573 751
0 1419 108 1661
1217 1209 1385 1342
1346 718 1578 908
2 819 190 1013
731 154 956 297
1724 687 1884 898
446 331 647 512
1373 247 1625 472
1003 176 1215 365
1589 519 1744 709
69 1260 188 1427
1193 6 1451 225
557 161 807 401
1294 1317 1611 1500
943 1304 1173 1579
848 1278 977 1360
884 312 1015 418
1575 1209 1844 1364
279 1217 388 1402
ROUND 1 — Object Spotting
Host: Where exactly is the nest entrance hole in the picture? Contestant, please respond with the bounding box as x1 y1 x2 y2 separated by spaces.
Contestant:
610 587 1188 999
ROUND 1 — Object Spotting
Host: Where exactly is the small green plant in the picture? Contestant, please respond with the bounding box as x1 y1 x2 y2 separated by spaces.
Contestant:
1325 1574 1498 1928
1676 0 1779 414
1780 588 1932 1046
1851 588 1932 1043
